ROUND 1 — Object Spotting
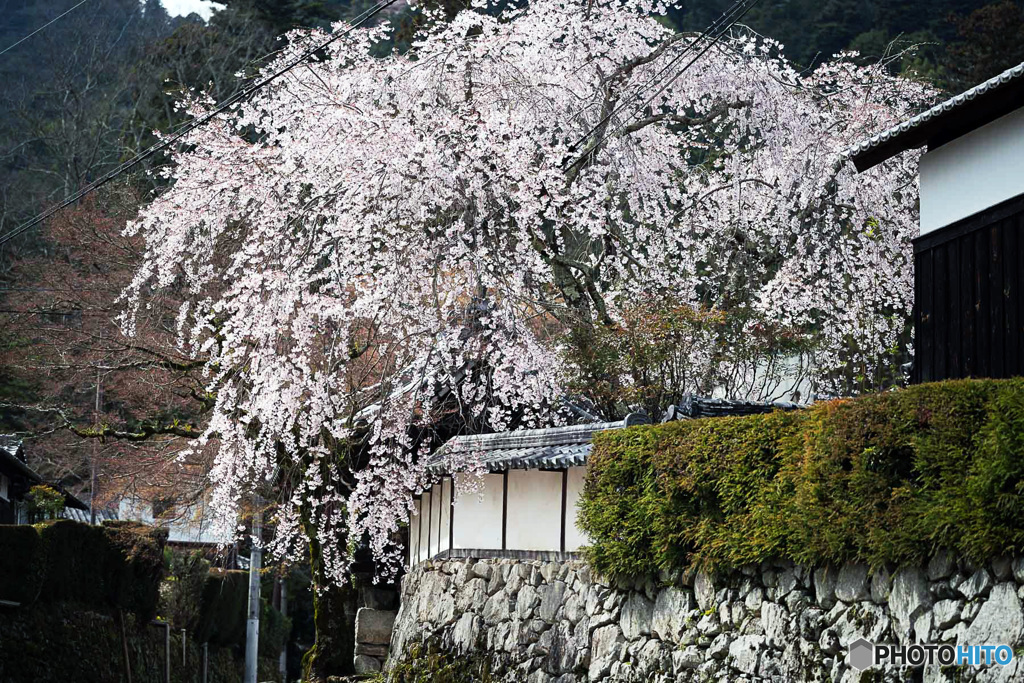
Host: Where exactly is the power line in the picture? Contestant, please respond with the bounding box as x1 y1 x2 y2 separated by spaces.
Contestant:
1 0 756 249
564 0 759 168
0 0 400 249
603 0 760 141
0 0 90 58
0 308 109 317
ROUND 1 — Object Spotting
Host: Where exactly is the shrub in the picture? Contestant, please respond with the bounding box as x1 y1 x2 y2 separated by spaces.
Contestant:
0 524 45 603
580 378 1024 576
27 485 65 520
161 548 211 630
195 569 250 647
0 519 166 619
193 569 290 653
561 295 814 420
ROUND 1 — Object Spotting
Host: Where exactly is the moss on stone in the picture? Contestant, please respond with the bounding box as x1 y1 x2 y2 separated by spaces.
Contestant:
386 639 493 683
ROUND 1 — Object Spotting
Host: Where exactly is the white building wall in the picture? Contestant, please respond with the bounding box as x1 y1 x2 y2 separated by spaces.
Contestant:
429 483 443 558
452 473 504 550
439 477 452 555
419 490 432 563
410 496 421 565
117 497 231 545
565 467 589 552
919 107 1024 235
506 470 562 552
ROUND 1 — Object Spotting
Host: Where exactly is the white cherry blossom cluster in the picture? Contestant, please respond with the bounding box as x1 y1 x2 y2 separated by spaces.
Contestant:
124 0 933 582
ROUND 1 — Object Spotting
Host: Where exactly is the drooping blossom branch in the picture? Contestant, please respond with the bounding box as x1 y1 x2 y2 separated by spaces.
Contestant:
124 0 934 582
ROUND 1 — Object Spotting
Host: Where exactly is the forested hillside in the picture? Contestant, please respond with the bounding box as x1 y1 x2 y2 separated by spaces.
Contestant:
671 0 982 69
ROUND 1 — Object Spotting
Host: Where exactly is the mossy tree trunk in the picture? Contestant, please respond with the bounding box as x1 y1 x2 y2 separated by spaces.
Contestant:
301 515 359 682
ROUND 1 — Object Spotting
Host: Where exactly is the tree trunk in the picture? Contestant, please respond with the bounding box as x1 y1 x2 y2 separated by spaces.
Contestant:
301 523 358 683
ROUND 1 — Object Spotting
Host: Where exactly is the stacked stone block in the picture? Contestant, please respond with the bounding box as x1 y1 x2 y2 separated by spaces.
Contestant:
387 555 1024 682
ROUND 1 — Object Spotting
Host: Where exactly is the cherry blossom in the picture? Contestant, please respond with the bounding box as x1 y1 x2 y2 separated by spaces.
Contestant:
124 0 934 582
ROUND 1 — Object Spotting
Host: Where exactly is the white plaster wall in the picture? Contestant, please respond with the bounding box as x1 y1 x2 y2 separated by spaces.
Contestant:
419 490 432 563
920 107 1024 235
565 467 589 552
410 496 421 565
506 470 562 552
429 483 443 558
711 354 814 405
117 497 231 545
439 478 452 555
452 473 504 550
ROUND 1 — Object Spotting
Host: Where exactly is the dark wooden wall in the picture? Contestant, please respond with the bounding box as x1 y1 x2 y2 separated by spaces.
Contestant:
914 193 1024 383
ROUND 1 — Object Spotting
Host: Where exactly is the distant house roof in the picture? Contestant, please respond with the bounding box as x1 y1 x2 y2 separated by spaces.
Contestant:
0 436 41 483
848 62 1024 171
0 435 89 511
61 505 116 522
661 395 803 421
426 413 650 474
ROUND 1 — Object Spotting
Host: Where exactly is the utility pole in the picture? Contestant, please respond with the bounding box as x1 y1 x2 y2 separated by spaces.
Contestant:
278 577 287 680
244 500 262 683
90 367 100 524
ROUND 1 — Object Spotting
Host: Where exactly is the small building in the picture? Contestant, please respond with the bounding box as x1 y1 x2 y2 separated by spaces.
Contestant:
117 494 233 546
0 436 89 524
0 437 35 524
410 414 648 565
849 62 1024 382
410 397 801 566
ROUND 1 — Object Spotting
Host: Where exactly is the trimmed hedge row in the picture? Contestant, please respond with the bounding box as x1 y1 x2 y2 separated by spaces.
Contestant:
194 569 290 655
0 519 167 620
580 378 1024 576
194 569 250 646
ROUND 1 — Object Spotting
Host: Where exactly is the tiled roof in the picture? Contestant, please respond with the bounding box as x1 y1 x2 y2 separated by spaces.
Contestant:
662 395 803 421
61 507 118 523
0 434 90 511
0 435 40 483
427 396 804 474
426 413 649 473
847 62 1024 170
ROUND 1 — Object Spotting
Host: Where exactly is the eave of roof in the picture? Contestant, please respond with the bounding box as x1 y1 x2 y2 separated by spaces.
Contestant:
848 62 1024 172
424 396 806 480
61 488 90 511
0 441 42 484
425 413 649 475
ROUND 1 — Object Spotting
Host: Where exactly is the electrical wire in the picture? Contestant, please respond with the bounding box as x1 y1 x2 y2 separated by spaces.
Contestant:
0 0 90 58
0 0 400 249
564 0 758 161
1 0 759 248
601 0 760 142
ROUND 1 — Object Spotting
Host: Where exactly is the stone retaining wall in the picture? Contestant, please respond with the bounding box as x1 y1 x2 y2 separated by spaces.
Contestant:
386 555 1024 682
353 586 400 674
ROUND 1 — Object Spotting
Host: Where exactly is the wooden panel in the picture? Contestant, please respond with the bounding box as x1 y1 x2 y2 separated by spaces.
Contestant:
913 194 1024 382
1009 213 1024 376
916 248 933 383
931 244 949 382
947 240 961 378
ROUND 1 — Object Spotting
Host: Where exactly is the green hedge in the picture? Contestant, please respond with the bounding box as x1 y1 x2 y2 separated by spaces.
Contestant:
195 569 250 646
0 520 167 620
194 569 290 655
580 378 1024 576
